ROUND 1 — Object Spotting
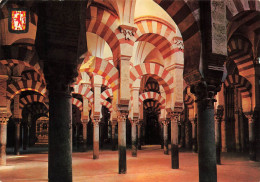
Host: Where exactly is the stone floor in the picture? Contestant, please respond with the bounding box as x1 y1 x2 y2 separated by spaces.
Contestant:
1 145 260 182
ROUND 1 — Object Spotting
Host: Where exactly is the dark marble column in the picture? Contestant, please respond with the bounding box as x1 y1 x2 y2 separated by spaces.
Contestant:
185 120 192 149
215 105 224 165
246 114 256 161
14 119 21 155
130 118 138 157
170 113 179 169
93 117 100 159
23 123 29 150
0 117 8 165
118 111 127 174
48 77 74 182
111 120 117 151
137 120 142 150
239 109 245 152
180 122 186 148
191 82 219 182
191 117 198 153
162 120 169 155
160 122 164 149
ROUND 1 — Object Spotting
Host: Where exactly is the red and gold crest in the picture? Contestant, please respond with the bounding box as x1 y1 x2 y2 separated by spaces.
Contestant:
8 8 29 33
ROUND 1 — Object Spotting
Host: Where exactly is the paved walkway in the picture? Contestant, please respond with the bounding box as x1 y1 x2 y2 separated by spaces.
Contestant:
1 146 260 182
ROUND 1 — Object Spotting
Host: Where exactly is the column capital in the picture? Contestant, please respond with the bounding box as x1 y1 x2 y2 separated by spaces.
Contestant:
130 117 139 125
0 117 9 125
191 81 221 109
93 117 100 127
44 62 78 95
190 118 197 125
245 114 254 124
111 119 117 126
118 25 137 40
161 119 170 126
81 119 89 124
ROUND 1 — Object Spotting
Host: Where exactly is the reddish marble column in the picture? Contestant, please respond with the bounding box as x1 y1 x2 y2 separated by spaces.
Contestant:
0 118 8 165
93 118 100 159
162 120 169 155
82 120 88 151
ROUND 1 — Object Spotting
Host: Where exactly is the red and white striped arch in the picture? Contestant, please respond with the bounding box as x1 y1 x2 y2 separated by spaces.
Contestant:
224 74 252 98
134 18 183 59
130 63 174 94
0 59 43 80
228 36 254 75
101 89 113 102
6 80 46 100
139 92 165 109
224 74 252 113
72 98 83 111
226 0 260 21
101 100 113 112
73 84 93 103
19 94 47 110
80 57 119 92
21 71 45 84
86 6 121 66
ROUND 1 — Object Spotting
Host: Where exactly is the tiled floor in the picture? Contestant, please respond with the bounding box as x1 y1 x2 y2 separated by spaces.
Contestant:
1 145 260 182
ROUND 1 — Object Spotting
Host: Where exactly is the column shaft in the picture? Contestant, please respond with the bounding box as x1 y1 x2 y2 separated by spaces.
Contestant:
197 99 217 182
215 119 222 164
93 119 99 159
0 122 7 165
171 116 179 169
118 114 126 174
23 124 28 150
48 92 72 182
160 123 164 149
191 119 198 152
137 123 141 150
82 122 88 151
14 120 21 155
163 122 169 155
112 122 117 151
131 121 137 156
247 115 256 161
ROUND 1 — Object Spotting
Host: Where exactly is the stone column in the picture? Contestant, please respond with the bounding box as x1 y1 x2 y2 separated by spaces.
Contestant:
191 82 218 182
47 75 74 182
130 118 138 157
82 120 88 151
191 117 198 152
185 120 192 149
180 121 185 148
23 123 29 150
13 94 21 155
215 105 224 165
162 120 169 155
239 109 245 152
73 123 79 149
118 111 127 174
246 114 256 161
170 113 179 169
0 117 8 165
234 89 241 152
137 120 142 150
14 119 21 155
160 122 164 149
93 117 100 159
111 120 117 151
